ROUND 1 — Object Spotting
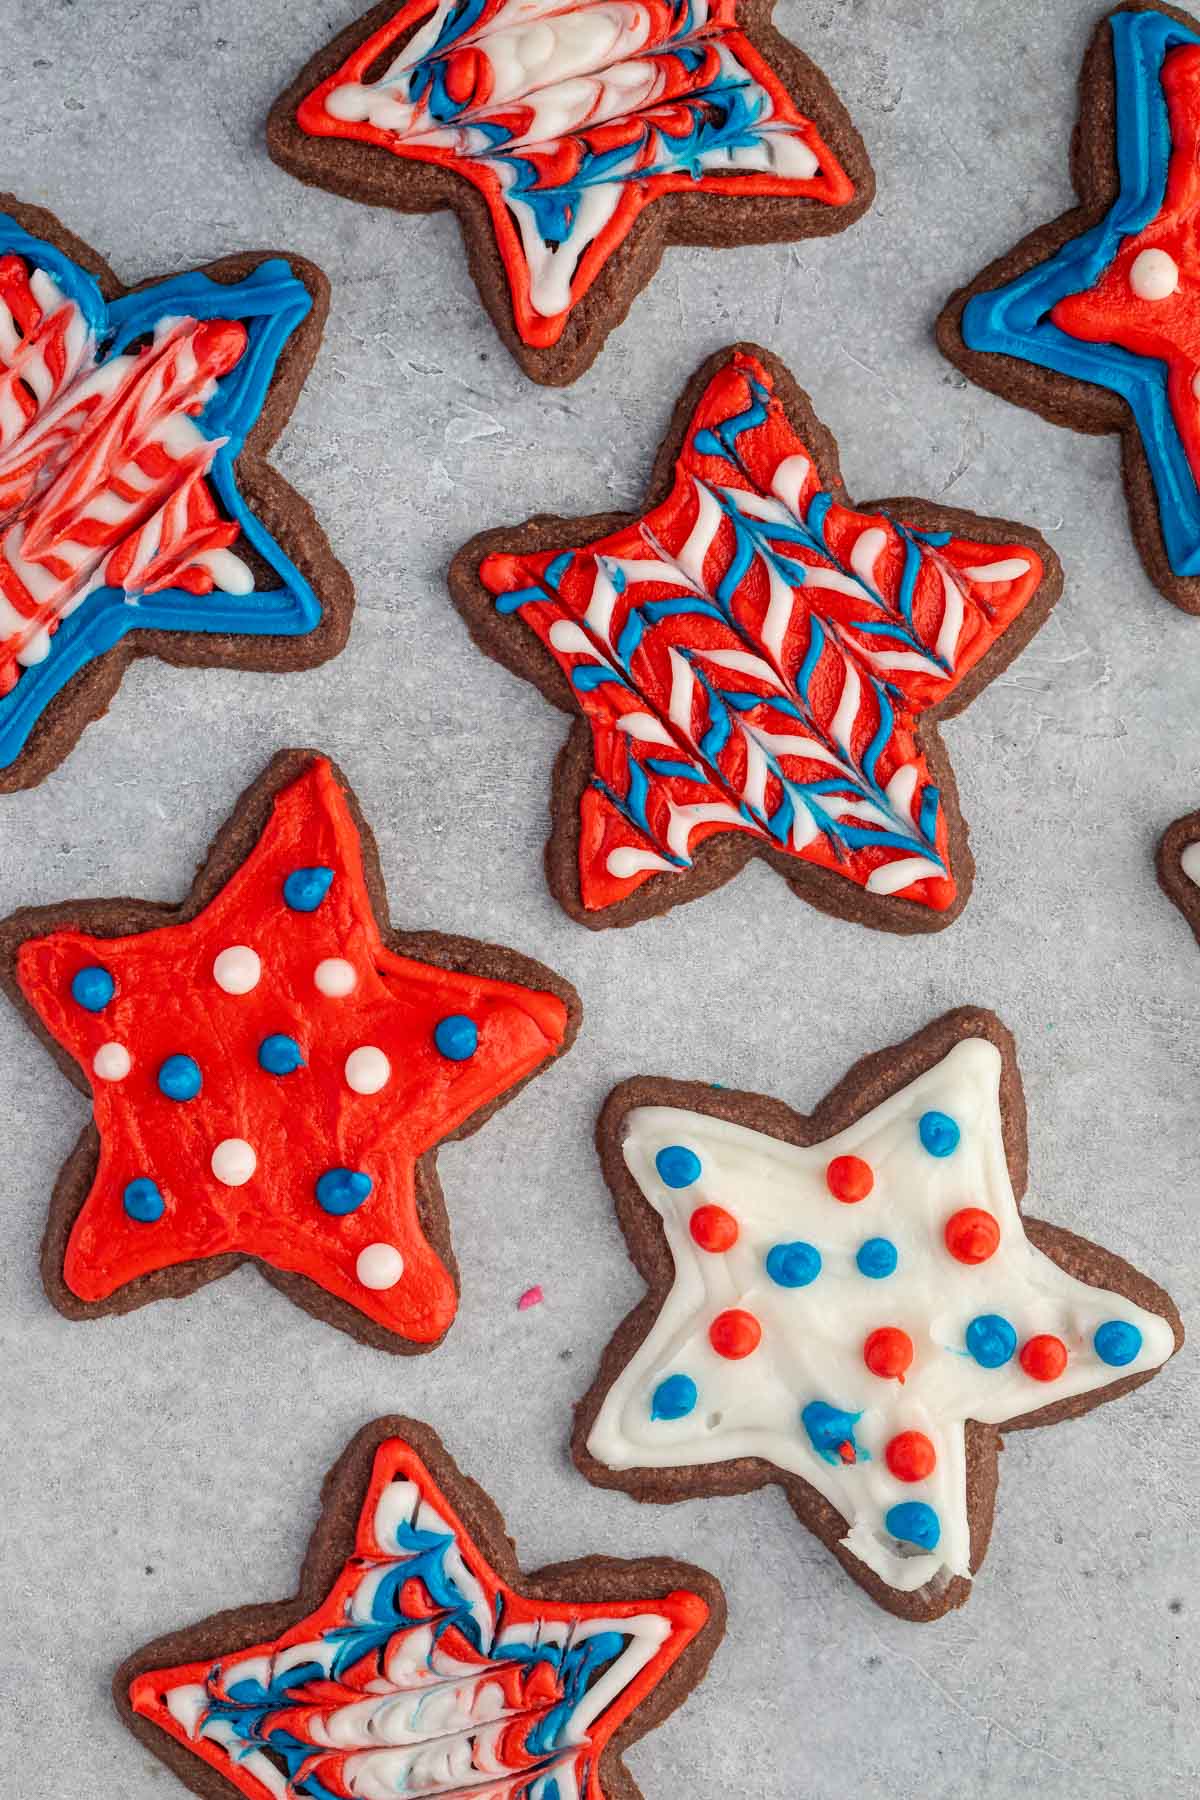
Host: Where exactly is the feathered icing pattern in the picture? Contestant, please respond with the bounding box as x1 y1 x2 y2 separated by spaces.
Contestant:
300 0 855 345
0 214 322 767
479 350 1044 915
129 1436 707 1800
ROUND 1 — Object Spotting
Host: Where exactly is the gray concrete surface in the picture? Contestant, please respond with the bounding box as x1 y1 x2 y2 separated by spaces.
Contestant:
0 2 1197 1796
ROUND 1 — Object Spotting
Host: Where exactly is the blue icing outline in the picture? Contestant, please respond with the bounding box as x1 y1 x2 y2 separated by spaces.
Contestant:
0 218 323 768
960 9 1200 575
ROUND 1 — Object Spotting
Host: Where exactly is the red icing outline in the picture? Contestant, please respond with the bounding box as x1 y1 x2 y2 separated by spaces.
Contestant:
17 758 569 1342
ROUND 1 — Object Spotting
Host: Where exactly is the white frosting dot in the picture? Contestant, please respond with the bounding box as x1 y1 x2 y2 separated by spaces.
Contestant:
213 946 261 994
1130 248 1179 301
356 1242 405 1290
1181 842 1200 887
93 1042 131 1081
211 1138 257 1187
345 1045 391 1095
315 957 357 997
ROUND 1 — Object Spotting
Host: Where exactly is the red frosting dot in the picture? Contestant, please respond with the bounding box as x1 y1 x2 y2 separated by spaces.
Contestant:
826 1155 874 1203
1020 1334 1068 1382
885 1431 937 1482
709 1309 762 1360
689 1204 739 1253
863 1326 914 1382
944 1207 1000 1264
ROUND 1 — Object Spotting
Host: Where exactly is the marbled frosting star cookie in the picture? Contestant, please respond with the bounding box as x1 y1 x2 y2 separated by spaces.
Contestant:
939 4 1200 613
0 750 579 1352
0 195 353 789
117 1417 725 1800
267 0 873 384
451 344 1063 932
573 1008 1182 1622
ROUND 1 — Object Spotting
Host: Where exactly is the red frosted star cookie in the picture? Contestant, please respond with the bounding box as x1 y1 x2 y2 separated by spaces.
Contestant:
0 751 579 1350
451 343 1063 932
118 1418 725 1800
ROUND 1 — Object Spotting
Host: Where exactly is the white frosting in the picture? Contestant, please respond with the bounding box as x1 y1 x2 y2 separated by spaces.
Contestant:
1181 840 1200 886
210 1138 257 1187
92 1041 131 1081
315 957 357 997
212 945 261 994
1130 247 1179 301
357 1242 405 1289
586 1039 1175 1596
345 1045 391 1094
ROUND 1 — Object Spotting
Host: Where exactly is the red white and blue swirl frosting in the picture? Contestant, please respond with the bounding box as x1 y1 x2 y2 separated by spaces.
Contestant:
0 212 322 769
297 0 857 346
480 349 1046 916
130 1433 710 1800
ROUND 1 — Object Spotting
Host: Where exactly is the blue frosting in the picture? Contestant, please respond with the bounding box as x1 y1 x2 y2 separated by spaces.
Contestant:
885 1501 940 1551
856 1236 898 1279
157 1054 202 1101
651 1373 698 1420
801 1400 867 1466
316 1168 373 1216
434 1013 479 1061
123 1178 165 1223
284 866 334 912
71 965 114 1011
1094 1319 1144 1366
965 1313 1018 1368
961 9 1200 575
918 1109 960 1157
0 218 323 769
766 1241 822 1288
654 1144 702 1188
259 1033 305 1075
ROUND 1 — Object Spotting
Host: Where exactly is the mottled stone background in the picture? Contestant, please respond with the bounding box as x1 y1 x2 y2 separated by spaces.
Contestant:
0 2 1196 1795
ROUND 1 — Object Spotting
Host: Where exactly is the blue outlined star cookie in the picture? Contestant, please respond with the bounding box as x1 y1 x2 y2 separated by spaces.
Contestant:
0 194 352 787
939 5 1200 612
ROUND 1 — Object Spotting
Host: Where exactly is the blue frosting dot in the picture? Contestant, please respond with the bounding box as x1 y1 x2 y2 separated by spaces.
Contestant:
435 1014 479 1061
919 1110 961 1157
1094 1320 1143 1367
766 1241 822 1288
124 1178 164 1223
965 1314 1017 1369
856 1237 898 1280
71 965 114 1011
886 1501 941 1552
283 866 334 912
655 1145 702 1189
802 1400 865 1466
316 1168 373 1216
651 1374 698 1421
259 1034 305 1076
158 1054 202 1101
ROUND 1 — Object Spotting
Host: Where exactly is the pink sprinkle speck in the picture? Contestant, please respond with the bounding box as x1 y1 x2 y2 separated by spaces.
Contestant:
517 1285 544 1311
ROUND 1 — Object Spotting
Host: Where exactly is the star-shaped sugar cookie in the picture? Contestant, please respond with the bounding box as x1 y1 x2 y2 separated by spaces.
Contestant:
0 194 352 788
0 751 578 1351
452 344 1062 932
574 1010 1181 1621
939 4 1200 611
118 1418 724 1800
267 0 874 383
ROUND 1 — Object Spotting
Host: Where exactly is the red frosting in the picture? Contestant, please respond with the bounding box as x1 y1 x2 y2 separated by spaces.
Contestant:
17 758 569 1342
1052 44 1200 485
